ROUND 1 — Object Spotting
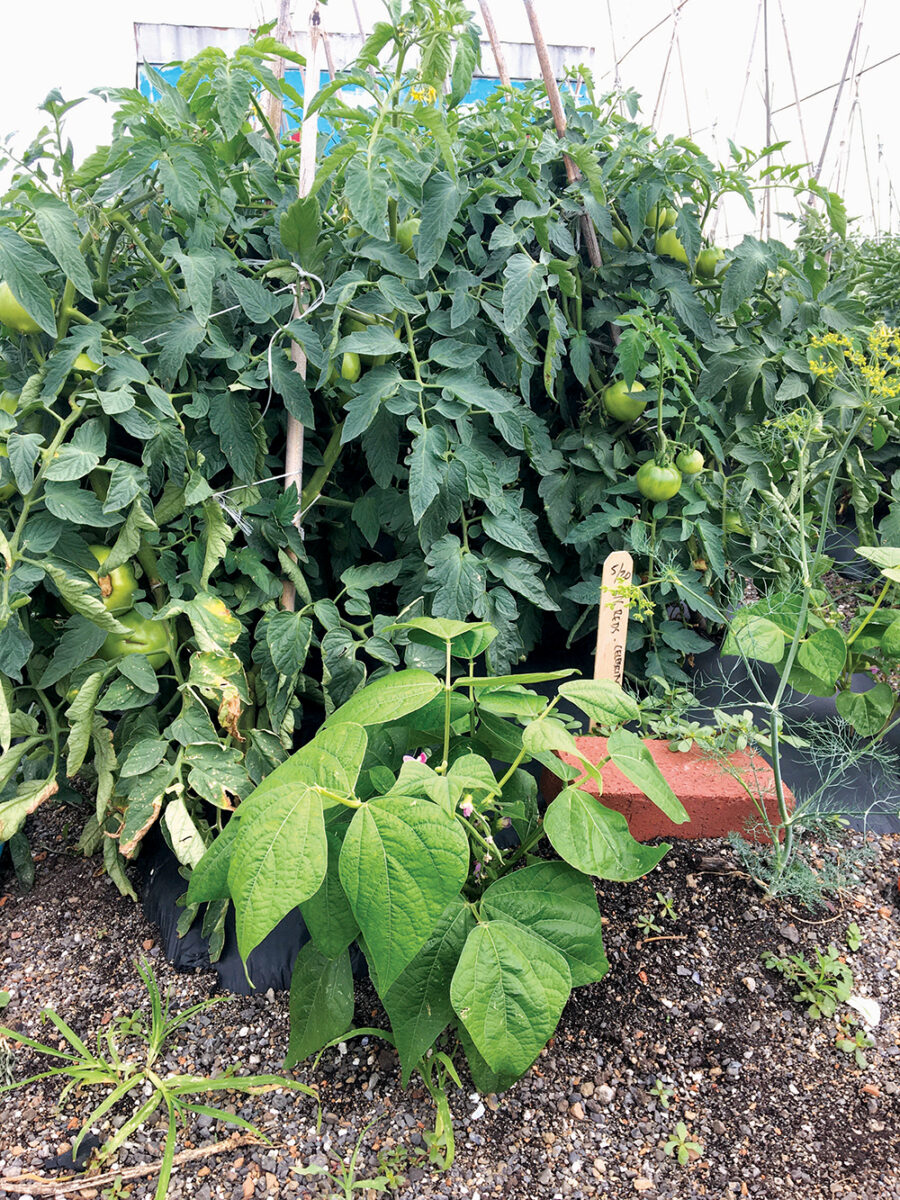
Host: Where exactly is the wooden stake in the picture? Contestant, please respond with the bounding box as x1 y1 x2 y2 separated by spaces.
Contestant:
478 0 511 89
522 0 603 268
593 550 633 687
814 5 864 181
281 9 322 611
265 0 293 135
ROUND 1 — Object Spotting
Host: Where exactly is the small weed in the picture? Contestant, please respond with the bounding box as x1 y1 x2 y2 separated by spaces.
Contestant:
293 1116 389 1196
761 945 853 1019
656 891 678 921
845 921 862 952
835 1020 874 1069
0 958 314 1200
649 1078 675 1109
664 1121 703 1165
636 911 663 937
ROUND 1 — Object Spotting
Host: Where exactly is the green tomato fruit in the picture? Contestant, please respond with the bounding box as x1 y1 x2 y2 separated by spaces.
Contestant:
0 391 18 415
602 379 647 422
723 512 748 535
636 460 682 501
0 444 14 501
100 610 171 669
88 546 139 614
696 247 725 279
341 351 362 382
612 229 629 249
880 618 900 661
646 205 677 230
0 282 42 334
396 217 420 256
675 448 705 475
655 230 689 265
73 353 101 373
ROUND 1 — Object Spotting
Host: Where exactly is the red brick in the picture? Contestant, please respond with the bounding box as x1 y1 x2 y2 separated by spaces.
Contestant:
541 737 793 842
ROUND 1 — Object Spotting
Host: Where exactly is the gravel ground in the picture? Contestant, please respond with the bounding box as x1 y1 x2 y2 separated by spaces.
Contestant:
1 806 898 1200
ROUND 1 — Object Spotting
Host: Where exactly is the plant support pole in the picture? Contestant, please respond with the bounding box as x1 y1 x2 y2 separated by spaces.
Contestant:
265 0 293 136
522 0 603 269
282 8 322 611
478 1 511 89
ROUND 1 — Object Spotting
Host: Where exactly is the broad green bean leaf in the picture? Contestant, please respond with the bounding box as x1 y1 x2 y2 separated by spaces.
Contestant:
559 679 639 727
324 668 442 728
721 613 785 664
454 670 576 688
450 921 571 1078
186 816 242 905
521 716 580 763
606 728 689 824
285 944 354 1067
796 628 846 688
383 897 475 1084
297 722 369 795
835 683 894 738
856 546 900 581
447 754 497 799
476 687 546 719
339 796 469 991
228 784 327 962
544 785 670 880
300 828 359 959
458 1024 520 1096
388 616 497 658
481 862 609 987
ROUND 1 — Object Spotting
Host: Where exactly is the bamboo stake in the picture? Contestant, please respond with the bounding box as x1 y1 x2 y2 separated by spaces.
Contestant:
762 0 772 238
478 0 511 89
265 0 293 135
776 0 810 167
0 1133 257 1196
321 27 337 80
522 0 603 269
814 3 865 181
281 9 322 611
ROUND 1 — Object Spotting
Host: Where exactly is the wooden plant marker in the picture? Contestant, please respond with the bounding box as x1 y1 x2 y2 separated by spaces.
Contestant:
593 550 633 692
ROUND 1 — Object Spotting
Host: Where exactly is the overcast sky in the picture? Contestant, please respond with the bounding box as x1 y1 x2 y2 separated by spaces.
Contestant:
1 0 897 243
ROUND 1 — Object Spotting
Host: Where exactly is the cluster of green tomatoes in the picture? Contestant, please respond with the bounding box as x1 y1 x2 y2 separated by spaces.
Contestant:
601 378 704 501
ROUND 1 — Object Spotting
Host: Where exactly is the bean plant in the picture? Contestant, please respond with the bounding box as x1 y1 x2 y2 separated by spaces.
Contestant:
188 617 688 1094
